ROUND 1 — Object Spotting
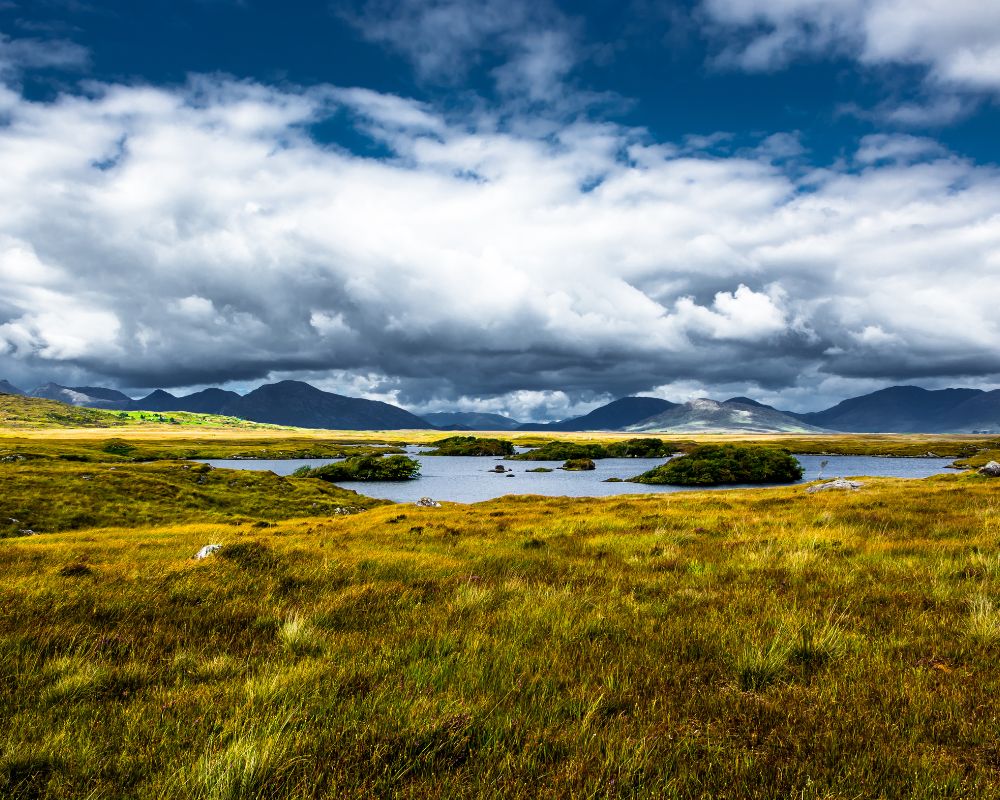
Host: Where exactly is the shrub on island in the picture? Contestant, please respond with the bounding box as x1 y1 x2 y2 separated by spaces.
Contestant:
562 458 596 471
301 454 421 482
512 438 677 461
630 444 803 486
423 436 515 456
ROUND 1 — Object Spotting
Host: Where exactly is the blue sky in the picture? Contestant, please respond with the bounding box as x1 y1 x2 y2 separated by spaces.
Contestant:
1 0 999 418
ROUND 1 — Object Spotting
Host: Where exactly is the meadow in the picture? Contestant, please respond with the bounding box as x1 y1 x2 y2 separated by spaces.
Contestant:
3 422 1000 798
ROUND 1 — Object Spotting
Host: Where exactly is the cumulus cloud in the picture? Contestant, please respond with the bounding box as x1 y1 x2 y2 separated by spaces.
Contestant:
702 0 1000 124
0 66 999 415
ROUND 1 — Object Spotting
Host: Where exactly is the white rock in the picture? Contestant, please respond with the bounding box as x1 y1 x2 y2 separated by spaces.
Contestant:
806 479 864 493
194 544 222 559
978 461 1000 477
415 497 441 508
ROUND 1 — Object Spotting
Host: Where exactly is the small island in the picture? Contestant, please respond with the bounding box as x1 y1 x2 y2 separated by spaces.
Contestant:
561 458 596 471
630 444 803 486
421 436 515 457
296 454 421 481
512 438 678 461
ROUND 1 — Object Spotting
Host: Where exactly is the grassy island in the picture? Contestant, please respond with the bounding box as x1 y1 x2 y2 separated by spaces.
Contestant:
300 455 421 482
421 436 515 457
631 444 804 486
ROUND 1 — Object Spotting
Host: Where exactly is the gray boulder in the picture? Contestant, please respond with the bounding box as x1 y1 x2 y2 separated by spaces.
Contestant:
415 497 441 508
806 479 864 493
194 544 222 559
978 461 1000 477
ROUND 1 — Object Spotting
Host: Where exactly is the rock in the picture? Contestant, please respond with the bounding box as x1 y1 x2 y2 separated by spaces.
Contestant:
194 544 222 559
490 465 507 473
978 461 1000 477
415 497 441 508
506 473 515 477
806 479 864 493
18 529 35 536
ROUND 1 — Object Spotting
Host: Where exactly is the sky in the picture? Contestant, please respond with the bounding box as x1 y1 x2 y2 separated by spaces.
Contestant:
1 0 999 420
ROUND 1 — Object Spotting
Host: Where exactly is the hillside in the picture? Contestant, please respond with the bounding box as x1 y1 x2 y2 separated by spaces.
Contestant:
220 380 434 430
795 386 1000 433
519 397 678 431
0 394 123 428
420 411 524 430
629 398 829 434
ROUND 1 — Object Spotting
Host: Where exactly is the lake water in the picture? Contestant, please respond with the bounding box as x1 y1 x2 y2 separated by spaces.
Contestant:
197 451 955 504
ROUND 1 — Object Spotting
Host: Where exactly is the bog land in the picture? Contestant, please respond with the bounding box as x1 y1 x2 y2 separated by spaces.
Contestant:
3 418 1000 798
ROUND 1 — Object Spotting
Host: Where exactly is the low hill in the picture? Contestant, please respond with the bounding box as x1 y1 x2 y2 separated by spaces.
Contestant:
519 397 678 431
628 398 829 434
421 411 524 430
0 394 124 428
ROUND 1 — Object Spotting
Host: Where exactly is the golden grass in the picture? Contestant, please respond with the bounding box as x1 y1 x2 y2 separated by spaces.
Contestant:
3 464 1000 797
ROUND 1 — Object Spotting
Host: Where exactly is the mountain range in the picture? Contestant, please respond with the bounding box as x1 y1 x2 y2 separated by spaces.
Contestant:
2 379 1000 433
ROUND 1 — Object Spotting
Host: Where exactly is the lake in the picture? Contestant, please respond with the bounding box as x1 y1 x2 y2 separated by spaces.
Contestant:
197 451 955 504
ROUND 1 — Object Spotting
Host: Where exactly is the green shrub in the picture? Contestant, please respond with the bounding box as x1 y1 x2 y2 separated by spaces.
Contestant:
562 458 596 471
423 436 515 456
631 444 803 486
511 442 608 461
305 454 420 482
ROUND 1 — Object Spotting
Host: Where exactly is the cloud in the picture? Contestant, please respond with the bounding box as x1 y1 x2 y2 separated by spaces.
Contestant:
341 0 581 104
0 31 88 79
1 70 1000 415
702 0 1000 112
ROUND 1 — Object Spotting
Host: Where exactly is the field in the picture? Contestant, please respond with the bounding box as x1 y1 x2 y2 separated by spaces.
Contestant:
3 423 1000 798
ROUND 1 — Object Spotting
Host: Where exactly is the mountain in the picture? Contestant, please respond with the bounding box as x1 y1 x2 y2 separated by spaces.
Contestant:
421 411 524 431
71 386 133 404
628 398 829 434
31 383 130 409
131 388 241 414
518 397 679 431
0 379 24 395
132 390 181 411
219 380 434 430
794 386 997 433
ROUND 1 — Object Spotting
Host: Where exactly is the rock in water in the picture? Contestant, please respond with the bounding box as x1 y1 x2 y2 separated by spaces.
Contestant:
415 497 441 507
806 479 864 493
978 461 1000 477
194 544 222 559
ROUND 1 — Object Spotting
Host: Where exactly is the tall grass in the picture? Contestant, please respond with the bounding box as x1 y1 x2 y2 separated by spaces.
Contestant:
3 465 1000 796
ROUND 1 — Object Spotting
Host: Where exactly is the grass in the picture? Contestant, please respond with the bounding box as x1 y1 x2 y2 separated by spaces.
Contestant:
0 460 385 535
0 435 404 464
3 443 1000 796
0 394 293 431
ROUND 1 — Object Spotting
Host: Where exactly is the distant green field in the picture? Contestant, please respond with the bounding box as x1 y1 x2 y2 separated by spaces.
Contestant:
0 394 288 431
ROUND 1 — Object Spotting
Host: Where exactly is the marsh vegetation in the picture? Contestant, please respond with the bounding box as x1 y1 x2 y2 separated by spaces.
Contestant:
3 425 1000 797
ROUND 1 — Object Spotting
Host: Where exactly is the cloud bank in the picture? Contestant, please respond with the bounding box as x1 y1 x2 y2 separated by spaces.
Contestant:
1 6 999 419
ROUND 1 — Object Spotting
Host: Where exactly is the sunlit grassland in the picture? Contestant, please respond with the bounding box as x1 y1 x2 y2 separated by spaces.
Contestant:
0 394 293 431
4 469 1000 798
4 424 997 460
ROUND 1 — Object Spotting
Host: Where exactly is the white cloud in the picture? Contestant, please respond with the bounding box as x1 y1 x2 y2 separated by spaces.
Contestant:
0 73 999 412
703 0 1000 99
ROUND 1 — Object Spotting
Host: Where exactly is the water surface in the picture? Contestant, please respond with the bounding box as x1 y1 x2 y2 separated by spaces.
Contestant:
198 452 954 504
